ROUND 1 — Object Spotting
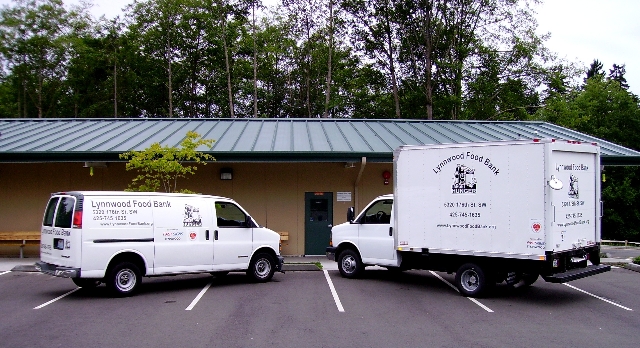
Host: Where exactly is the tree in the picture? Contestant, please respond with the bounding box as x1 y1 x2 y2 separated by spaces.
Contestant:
584 59 604 83
608 63 629 90
119 131 215 193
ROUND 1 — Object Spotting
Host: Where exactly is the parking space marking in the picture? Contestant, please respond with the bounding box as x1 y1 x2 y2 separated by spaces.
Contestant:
0 271 10 276
185 281 212 311
429 271 494 313
563 283 633 311
323 270 344 312
34 288 80 309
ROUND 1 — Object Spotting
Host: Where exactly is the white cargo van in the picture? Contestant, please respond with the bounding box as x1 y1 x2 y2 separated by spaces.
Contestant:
326 139 610 297
36 191 284 296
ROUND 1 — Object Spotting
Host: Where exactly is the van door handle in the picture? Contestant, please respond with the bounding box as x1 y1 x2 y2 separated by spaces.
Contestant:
206 230 210 240
389 227 393 236
214 230 219 240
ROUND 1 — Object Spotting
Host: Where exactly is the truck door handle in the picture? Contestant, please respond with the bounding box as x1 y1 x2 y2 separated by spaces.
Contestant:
328 224 333 228
214 230 219 240
389 227 393 236
206 230 210 240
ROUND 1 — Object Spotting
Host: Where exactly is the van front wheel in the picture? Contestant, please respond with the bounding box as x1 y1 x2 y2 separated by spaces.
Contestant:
107 262 141 297
248 253 275 282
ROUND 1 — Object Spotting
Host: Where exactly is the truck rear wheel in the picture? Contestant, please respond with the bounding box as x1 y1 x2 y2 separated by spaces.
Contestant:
106 262 141 297
338 249 363 278
248 253 275 282
455 263 491 297
521 273 539 286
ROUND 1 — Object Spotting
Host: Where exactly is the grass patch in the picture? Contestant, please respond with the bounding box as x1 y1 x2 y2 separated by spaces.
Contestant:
633 256 640 265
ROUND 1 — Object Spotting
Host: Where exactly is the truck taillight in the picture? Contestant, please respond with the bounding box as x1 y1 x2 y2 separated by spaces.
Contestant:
73 211 83 228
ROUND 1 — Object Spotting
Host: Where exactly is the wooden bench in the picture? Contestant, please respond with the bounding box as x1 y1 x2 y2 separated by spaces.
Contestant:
0 232 41 258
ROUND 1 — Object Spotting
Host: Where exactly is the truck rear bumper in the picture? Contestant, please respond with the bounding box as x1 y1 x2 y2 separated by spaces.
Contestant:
542 264 611 283
326 247 337 261
35 261 80 278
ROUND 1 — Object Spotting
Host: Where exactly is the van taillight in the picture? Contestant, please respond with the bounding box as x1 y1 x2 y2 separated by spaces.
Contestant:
73 211 83 228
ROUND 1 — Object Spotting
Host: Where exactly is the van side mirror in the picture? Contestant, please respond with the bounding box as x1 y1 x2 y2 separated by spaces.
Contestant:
347 207 355 223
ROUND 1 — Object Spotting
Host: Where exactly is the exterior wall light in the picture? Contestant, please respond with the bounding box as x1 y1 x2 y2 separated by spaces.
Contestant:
220 168 233 180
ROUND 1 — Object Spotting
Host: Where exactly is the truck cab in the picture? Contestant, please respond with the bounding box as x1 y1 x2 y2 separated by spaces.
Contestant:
327 194 397 277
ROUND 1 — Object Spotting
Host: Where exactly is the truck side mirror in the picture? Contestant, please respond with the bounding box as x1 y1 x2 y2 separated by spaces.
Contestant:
347 207 355 222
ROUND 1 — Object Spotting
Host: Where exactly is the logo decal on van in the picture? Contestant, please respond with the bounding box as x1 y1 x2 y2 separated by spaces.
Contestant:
184 204 202 227
452 164 477 194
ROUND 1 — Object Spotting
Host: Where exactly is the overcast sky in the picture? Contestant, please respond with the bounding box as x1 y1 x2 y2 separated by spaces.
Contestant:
1 0 638 95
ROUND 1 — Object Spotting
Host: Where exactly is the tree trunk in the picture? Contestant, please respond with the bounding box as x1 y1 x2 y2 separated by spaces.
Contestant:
322 0 334 118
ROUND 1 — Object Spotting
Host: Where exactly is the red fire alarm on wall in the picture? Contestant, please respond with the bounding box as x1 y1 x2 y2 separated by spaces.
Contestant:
383 170 391 185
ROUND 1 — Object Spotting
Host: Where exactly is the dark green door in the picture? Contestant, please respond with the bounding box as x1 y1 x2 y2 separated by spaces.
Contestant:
305 192 333 255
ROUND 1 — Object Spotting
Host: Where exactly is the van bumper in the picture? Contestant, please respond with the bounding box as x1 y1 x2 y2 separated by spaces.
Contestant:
35 261 80 278
326 247 337 261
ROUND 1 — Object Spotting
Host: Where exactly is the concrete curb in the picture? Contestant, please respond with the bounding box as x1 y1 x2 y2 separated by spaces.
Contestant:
624 263 640 273
11 264 38 272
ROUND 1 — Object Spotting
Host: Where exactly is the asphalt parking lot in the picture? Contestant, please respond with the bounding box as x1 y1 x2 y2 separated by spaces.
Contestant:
1 263 639 348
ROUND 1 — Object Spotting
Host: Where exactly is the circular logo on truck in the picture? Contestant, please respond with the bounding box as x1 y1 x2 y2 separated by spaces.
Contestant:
531 222 541 233
189 232 197 240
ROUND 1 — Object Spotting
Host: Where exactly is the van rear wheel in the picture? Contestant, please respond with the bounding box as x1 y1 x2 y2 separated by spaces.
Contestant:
248 253 275 282
106 262 141 297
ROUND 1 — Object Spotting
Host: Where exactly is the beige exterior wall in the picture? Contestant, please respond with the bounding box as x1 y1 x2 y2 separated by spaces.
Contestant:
0 161 394 256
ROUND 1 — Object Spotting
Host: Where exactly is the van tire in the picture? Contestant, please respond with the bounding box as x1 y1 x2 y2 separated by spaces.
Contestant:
106 262 141 297
521 273 539 286
455 263 491 297
72 278 101 288
248 253 275 282
338 249 363 278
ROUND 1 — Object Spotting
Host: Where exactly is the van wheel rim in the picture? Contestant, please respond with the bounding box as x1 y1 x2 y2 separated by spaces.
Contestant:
460 269 479 292
116 269 136 292
255 259 271 278
341 255 356 273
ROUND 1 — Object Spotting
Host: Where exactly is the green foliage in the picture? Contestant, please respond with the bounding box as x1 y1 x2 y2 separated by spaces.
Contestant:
633 255 640 265
119 131 215 193
536 70 640 242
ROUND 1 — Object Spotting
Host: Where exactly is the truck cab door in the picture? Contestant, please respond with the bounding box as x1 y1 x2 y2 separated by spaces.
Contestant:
212 202 254 269
357 199 396 264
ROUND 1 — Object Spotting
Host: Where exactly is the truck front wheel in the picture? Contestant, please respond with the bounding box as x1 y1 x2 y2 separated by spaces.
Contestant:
455 263 491 297
338 249 363 278
248 253 275 282
106 262 141 297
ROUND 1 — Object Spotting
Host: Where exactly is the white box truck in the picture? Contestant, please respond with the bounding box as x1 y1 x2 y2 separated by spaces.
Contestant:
326 139 610 297
36 191 284 296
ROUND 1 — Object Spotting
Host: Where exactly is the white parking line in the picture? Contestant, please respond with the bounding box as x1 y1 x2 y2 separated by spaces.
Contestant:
0 271 10 276
185 281 212 311
323 270 344 312
34 288 81 309
429 271 494 313
563 283 633 311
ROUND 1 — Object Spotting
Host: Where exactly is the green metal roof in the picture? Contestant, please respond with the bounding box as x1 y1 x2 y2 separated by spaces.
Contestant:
1 118 639 165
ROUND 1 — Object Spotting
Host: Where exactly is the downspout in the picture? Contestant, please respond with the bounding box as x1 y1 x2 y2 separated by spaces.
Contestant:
354 157 367 214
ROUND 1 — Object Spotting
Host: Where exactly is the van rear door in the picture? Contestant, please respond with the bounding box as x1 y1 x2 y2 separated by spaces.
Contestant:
40 194 82 268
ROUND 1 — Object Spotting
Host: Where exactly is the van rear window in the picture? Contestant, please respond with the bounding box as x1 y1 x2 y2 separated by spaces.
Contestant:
43 197 59 227
54 197 76 228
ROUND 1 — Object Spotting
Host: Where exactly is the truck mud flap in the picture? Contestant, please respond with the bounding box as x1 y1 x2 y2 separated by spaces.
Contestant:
542 264 611 283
